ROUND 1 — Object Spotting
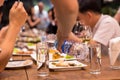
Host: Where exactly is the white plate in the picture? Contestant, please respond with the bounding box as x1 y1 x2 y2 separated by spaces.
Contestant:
6 60 33 68
13 48 34 56
13 45 35 56
49 60 87 71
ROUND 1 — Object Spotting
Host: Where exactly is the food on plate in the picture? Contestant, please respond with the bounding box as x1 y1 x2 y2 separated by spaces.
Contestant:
65 54 74 59
20 30 37 37
16 37 40 43
52 52 64 60
49 49 59 54
27 43 35 46
27 43 36 50
51 60 77 67
13 48 32 55
49 49 63 60
23 60 33 65
68 63 77 66
52 62 68 67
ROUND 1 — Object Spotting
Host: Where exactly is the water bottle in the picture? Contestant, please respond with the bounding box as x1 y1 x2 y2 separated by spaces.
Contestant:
62 41 72 53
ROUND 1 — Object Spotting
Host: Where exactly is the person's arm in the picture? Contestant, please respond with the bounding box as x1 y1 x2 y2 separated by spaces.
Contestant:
0 27 8 42
27 16 40 28
0 1 28 72
51 0 82 51
114 8 120 24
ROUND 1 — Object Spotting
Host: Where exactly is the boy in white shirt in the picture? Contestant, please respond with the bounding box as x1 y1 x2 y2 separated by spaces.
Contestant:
78 0 120 54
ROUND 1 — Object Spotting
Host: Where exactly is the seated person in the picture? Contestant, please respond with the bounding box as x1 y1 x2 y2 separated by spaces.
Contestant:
27 7 40 29
46 7 57 34
34 2 50 31
78 0 120 54
0 1 27 72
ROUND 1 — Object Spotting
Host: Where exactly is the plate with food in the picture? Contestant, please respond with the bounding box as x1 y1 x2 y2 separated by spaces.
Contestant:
13 47 33 56
49 60 87 71
17 36 40 43
26 43 36 50
49 49 75 61
30 49 75 61
6 60 33 68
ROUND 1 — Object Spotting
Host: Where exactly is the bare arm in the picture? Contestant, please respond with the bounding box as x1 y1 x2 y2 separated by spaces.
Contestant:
114 11 120 24
51 0 82 51
27 16 40 28
0 1 28 72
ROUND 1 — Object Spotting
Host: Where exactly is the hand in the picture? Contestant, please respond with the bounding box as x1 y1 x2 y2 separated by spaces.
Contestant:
9 1 28 28
56 32 82 52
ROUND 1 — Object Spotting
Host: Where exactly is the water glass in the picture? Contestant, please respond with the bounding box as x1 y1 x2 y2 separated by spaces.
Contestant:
36 42 49 77
89 43 101 74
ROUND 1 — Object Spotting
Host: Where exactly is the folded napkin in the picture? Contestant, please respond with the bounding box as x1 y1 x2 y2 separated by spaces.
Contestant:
109 37 120 65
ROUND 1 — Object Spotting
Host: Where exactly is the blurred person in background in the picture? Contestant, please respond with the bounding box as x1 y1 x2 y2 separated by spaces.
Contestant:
34 2 50 31
114 7 120 24
46 7 57 34
0 0 28 72
78 0 120 54
27 6 41 29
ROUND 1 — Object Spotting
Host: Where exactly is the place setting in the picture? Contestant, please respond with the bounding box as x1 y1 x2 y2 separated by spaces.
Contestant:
32 41 90 77
6 59 33 69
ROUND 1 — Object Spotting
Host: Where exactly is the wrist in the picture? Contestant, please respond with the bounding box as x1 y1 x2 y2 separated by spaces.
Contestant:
8 23 21 30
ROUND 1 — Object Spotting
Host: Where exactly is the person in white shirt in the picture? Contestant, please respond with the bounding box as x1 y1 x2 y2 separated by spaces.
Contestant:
78 0 120 54
51 0 120 54
34 2 50 31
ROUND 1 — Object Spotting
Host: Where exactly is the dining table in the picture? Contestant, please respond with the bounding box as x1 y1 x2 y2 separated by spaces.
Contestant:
0 53 120 80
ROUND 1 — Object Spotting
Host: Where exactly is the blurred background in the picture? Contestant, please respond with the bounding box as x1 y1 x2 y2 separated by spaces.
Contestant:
1 0 120 29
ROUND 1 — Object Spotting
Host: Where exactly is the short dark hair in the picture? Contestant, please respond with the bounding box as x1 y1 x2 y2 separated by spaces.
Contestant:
78 0 102 13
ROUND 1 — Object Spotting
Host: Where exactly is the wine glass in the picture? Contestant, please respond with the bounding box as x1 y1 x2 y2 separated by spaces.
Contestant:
69 42 89 61
82 26 92 44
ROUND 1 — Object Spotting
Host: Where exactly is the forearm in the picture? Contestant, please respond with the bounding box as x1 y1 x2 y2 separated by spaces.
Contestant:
51 0 78 38
114 13 120 24
114 9 120 24
0 24 21 72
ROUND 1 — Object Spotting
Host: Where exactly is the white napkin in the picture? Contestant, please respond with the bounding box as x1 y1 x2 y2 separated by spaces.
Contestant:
109 37 120 65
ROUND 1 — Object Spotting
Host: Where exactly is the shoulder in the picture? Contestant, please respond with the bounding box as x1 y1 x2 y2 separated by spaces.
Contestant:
101 15 117 23
117 7 120 13
100 15 119 27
